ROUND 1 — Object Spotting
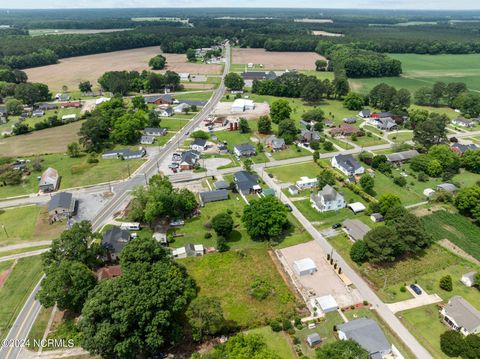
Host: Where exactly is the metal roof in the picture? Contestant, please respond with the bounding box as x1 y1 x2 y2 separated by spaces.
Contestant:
337 318 391 355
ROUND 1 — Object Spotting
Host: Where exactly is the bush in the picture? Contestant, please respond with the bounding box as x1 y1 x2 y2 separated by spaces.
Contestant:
394 176 407 187
350 240 368 264
216 236 229 252
400 286 406 293
204 232 212 239
87 154 98 164
293 336 300 345
270 320 282 332
250 278 272 300
282 319 292 331
439 275 453 292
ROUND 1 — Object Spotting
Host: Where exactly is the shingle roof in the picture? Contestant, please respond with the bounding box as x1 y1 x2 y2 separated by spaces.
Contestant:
318 184 342 202
234 143 256 154
214 180 229 190
102 227 130 255
192 138 207 147
386 150 419 162
234 170 258 193
199 189 229 203
436 183 458 192
334 154 362 173
48 192 74 212
343 219 370 241
452 143 478 154
444 296 480 333
337 318 391 355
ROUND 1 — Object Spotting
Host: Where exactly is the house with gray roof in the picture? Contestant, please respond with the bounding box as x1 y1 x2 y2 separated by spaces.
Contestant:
234 170 259 195
452 117 475 128
234 143 256 157
337 318 392 358
241 71 277 80
310 185 346 212
180 100 207 108
179 150 200 171
441 296 480 336
102 148 146 160
299 129 321 143
374 117 397 131
140 135 155 145
436 183 458 193
306 333 321 347
451 143 479 155
332 154 365 176
48 192 76 222
266 135 286 151
191 138 208 152
199 189 229 206
39 167 60 193
386 150 419 163
144 127 167 137
343 219 370 241
101 227 131 261
358 109 371 118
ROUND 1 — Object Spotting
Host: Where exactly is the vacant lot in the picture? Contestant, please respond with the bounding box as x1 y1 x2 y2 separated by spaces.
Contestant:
25 46 222 91
232 48 324 70
181 249 298 328
0 121 83 157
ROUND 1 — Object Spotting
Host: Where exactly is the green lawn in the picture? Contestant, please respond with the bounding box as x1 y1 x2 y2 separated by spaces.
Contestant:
160 118 191 131
0 256 43 339
268 162 320 184
388 131 413 143
246 326 295 359
27 306 53 350
351 134 388 147
270 146 311 161
174 91 213 102
180 249 298 328
214 128 268 164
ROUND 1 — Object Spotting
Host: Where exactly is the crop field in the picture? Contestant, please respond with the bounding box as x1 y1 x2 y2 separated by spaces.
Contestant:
350 53 480 94
29 28 131 36
232 48 324 70
25 47 222 91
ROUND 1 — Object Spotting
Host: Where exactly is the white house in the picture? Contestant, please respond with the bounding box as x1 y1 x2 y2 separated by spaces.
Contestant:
296 176 318 190
310 185 346 212
231 99 255 113
293 258 317 276
441 296 480 336
461 272 477 287
156 107 174 117
172 244 205 259
331 154 364 176
452 117 475 128
190 138 208 152
61 114 77 121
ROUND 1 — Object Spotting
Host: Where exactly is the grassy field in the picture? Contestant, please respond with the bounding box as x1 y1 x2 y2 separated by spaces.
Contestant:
174 91 213 102
270 146 311 161
388 131 413 143
423 210 480 261
161 118 191 131
26 306 53 350
0 256 43 340
0 153 145 198
246 326 295 359
268 162 320 184
181 249 298 328
350 53 480 94
0 206 64 247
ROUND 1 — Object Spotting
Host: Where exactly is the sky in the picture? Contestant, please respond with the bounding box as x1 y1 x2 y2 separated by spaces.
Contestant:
5 0 480 10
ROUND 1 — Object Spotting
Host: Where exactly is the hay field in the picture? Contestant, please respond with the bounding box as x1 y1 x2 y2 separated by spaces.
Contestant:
232 48 325 70
25 46 222 91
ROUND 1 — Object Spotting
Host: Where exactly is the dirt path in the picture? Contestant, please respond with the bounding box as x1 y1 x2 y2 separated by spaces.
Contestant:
438 239 480 265
0 260 16 288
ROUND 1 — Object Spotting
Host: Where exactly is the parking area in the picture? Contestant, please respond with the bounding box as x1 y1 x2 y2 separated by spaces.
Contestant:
212 102 270 119
277 241 362 309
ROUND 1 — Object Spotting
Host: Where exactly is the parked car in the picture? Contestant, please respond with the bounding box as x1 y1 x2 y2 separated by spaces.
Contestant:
410 284 422 295
284 204 293 212
332 223 342 229
268 173 274 178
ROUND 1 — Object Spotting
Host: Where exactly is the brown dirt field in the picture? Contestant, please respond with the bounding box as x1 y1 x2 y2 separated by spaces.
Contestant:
0 121 83 157
34 206 65 240
232 48 325 70
25 46 222 91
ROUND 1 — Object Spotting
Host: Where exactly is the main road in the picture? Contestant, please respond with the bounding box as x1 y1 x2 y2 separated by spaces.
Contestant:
0 43 231 359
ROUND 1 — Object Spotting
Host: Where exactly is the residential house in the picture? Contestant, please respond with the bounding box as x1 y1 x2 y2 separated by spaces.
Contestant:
234 143 256 157
296 176 318 190
337 318 393 358
32 110 45 117
330 124 362 137
299 129 321 143
61 114 77 122
325 119 335 128
179 100 207 108
144 127 167 137
241 71 277 81
370 213 384 223
55 93 70 101
60 101 81 109
343 219 370 241
48 192 75 222
386 150 419 164
358 109 371 118
374 117 398 131
343 117 356 124
288 185 299 195
218 143 228 153
179 73 190 81
331 154 365 176
300 119 314 128
174 103 190 113
145 94 174 105
214 180 229 190
178 151 200 171
306 333 321 348
172 244 205 259
441 296 480 336
38 103 58 111
199 189 229 206
266 135 286 151
39 167 60 193
451 143 479 155
102 148 146 160
190 138 208 152
436 183 458 193
461 272 477 287
371 111 393 119
156 106 174 117
310 184 346 212
140 135 155 145
96 265 122 280
101 227 131 262
452 117 475 128
231 99 255 113
234 170 260 195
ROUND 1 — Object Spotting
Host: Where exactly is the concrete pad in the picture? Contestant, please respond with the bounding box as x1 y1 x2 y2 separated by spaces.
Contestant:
387 293 443 313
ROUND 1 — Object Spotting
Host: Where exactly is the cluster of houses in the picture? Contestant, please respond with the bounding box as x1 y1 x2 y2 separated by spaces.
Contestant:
145 94 207 117
102 148 146 161
452 117 480 128
140 127 168 145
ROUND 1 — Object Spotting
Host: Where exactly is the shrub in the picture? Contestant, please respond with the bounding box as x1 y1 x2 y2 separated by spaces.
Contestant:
439 275 453 292
440 330 466 357
216 236 229 252
270 320 282 332
204 232 212 239
350 240 368 264
282 319 293 331
250 278 272 300
394 176 407 187
293 336 300 345
87 154 98 164
400 286 406 293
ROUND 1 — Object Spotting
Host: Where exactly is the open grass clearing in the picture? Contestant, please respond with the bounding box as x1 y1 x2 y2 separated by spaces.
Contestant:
267 162 319 184
246 326 295 359
174 91 213 102
351 134 387 147
180 248 298 329
270 146 311 161
26 306 53 351
388 131 413 143
232 48 324 70
161 118 191 131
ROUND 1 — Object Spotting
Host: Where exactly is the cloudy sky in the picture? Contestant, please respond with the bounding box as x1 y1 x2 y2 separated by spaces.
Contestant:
6 0 480 10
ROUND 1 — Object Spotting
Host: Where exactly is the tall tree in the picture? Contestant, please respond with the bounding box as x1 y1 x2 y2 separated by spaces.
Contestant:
316 339 369 359
277 118 298 144
224 72 245 91
211 213 234 238
187 297 226 341
257 115 272 134
364 226 403 263
242 196 289 241
270 99 292 124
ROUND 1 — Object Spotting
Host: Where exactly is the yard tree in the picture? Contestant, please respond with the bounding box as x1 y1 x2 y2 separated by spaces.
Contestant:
79 115 110 152
207 334 281 359
120 237 169 270
440 331 466 357
224 72 244 91
191 130 210 139
14 82 50 105
257 115 272 134
243 158 253 172
413 112 449 149
80 255 196 358
394 88 411 112
37 260 97 313
318 169 336 189
79 80 92 93
393 176 407 187
216 235 229 252
414 86 433 106
431 81 446 106
377 193 401 215
453 92 480 118
42 221 102 269
164 70 181 90
333 76 349 99
67 142 81 158
186 48 196 62
350 240 368 264
277 118 298 144
371 154 388 169
343 92 364 111
187 296 226 341
323 141 333 151
315 59 328 71
148 110 160 127
316 339 369 359
132 95 148 111
111 111 147 145
313 150 320 162
445 82 467 107
359 174 374 193
440 275 453 292
270 99 292 124
302 108 325 129
461 149 480 173
242 196 289 241
429 145 461 173
388 210 432 254
455 185 480 221
464 335 480 359
149 54 167 70
5 98 23 115
239 118 250 133
426 159 443 177
211 213 234 238
364 226 403 263
301 77 324 103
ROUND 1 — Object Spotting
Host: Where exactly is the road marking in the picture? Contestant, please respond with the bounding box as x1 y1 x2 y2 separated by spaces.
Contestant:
5 297 38 359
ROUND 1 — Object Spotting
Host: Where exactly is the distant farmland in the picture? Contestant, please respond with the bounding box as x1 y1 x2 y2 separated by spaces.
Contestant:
350 53 480 94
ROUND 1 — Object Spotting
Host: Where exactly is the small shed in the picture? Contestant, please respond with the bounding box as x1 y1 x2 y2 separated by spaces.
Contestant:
370 213 384 223
293 258 317 276
306 333 322 347
316 295 339 313
214 180 229 190
461 272 477 287
288 185 299 195
348 202 366 214
423 188 436 197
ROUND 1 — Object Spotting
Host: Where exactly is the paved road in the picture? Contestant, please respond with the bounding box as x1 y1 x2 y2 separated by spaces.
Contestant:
0 43 231 359
255 165 434 359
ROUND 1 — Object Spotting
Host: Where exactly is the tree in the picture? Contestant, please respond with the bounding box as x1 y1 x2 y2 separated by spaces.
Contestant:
110 111 147 145
270 99 292 124
132 96 148 111
431 81 446 107
377 193 401 215
277 118 297 144
207 334 281 359
343 92 364 111
350 240 368 264
301 77 324 103
243 158 253 172
313 150 320 162
387 209 432 254
413 113 449 148
79 81 92 93
323 141 333 151
5 98 23 115
216 235 229 252
315 59 328 71
186 48 196 62
316 339 369 359
211 213 234 238
333 77 349 99
446 82 467 107
453 92 480 118
461 149 480 173
149 54 167 70
440 275 453 292
257 115 271 134
302 108 324 130
224 72 244 91
120 237 169 269
37 260 97 313
318 170 336 189
148 110 160 128
455 185 480 221
187 297 225 341
393 176 407 187
440 331 466 357
239 118 250 133
364 226 403 263
67 142 81 158
414 86 433 106
242 196 289 241
359 175 374 193
14 82 50 105
191 130 209 139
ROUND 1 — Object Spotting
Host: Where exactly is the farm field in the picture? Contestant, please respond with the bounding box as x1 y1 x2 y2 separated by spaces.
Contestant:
0 121 83 157
25 47 222 91
29 28 132 36
180 249 298 328
232 48 324 71
350 53 480 94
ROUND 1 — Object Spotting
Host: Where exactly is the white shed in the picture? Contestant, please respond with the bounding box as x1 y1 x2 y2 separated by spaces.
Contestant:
293 258 317 276
423 188 436 197
316 295 339 313
348 202 366 214
461 272 477 287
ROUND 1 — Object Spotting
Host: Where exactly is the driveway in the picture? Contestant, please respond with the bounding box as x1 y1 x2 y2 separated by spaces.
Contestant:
203 157 231 171
386 285 443 313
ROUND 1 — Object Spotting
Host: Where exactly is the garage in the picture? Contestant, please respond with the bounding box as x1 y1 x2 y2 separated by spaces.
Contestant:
293 258 317 276
316 295 339 313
